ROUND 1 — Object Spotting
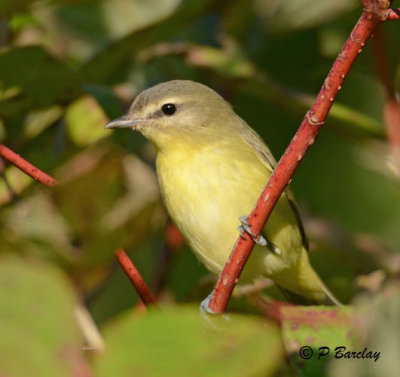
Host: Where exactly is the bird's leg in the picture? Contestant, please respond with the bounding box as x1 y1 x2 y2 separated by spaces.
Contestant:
238 216 281 255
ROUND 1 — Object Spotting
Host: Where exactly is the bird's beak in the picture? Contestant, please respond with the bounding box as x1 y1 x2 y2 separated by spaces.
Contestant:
104 116 146 130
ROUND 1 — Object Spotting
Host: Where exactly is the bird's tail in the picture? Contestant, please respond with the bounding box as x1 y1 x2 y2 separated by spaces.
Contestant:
274 248 341 306
278 283 340 306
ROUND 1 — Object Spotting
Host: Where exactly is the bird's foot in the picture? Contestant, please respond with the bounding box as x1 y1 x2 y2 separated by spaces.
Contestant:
238 216 281 255
238 216 267 246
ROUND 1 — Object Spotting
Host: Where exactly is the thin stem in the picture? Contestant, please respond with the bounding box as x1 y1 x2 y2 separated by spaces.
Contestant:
115 249 158 308
0 143 57 187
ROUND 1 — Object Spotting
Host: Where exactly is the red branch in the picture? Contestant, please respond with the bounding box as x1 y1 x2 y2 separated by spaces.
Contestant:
115 249 158 307
207 7 385 313
0 143 57 186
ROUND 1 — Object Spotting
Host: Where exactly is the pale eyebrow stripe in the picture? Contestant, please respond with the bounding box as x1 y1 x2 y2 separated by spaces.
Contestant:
147 98 182 117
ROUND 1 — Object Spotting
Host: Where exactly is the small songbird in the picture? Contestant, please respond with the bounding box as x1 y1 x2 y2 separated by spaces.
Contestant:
106 80 339 305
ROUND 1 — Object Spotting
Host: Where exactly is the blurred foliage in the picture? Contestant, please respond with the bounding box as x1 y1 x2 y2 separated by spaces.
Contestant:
0 0 399 376
0 256 88 376
95 306 283 377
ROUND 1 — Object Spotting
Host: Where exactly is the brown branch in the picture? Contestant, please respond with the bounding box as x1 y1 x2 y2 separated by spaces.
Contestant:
207 4 386 314
0 143 57 187
115 249 158 307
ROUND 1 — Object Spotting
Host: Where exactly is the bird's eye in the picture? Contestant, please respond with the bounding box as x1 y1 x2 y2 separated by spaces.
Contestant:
161 103 176 116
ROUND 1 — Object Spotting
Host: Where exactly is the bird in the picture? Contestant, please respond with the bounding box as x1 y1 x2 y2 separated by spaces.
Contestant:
105 80 339 306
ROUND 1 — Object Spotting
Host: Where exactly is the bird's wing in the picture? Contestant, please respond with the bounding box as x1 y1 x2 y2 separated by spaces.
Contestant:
237 121 277 172
238 120 309 251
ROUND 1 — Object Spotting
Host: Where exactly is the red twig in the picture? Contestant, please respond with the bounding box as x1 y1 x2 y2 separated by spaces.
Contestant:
207 5 386 313
115 249 158 307
0 143 57 186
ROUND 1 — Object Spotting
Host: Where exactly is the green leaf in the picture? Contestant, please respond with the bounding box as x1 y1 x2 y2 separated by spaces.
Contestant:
255 0 358 32
51 147 160 267
280 305 354 377
0 256 88 377
84 83 123 119
95 306 283 377
79 0 223 84
0 46 83 117
65 95 108 146
22 105 64 140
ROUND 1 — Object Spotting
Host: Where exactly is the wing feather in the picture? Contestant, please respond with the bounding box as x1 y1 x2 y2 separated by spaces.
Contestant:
237 118 309 251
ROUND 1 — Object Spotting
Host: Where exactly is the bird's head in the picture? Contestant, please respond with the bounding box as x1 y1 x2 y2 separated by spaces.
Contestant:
105 80 234 151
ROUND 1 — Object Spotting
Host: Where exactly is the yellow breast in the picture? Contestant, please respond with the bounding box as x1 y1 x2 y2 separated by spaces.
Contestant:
156 138 303 281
